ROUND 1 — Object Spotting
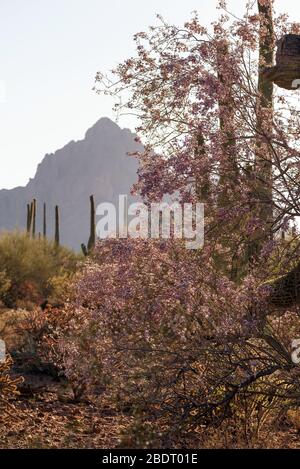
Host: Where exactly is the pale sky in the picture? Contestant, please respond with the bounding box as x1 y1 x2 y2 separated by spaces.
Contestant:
0 0 299 189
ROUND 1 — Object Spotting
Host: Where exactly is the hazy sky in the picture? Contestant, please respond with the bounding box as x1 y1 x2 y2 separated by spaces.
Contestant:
0 0 299 189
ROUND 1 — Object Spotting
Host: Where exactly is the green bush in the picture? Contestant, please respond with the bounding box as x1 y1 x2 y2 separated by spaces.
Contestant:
0 231 79 308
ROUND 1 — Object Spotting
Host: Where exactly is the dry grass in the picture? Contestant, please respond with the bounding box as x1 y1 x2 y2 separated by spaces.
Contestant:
0 392 133 449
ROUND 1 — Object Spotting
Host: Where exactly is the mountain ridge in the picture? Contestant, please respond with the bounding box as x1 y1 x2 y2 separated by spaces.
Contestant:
0 117 141 249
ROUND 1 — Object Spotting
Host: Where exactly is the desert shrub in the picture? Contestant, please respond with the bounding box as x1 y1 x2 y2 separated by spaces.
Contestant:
54 238 300 445
51 240 284 434
0 231 79 308
11 305 75 380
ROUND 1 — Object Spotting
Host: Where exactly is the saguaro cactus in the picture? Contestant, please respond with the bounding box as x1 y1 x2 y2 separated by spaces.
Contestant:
55 205 60 247
43 203 47 238
87 194 96 252
32 199 37 239
81 195 96 256
81 243 88 257
26 203 32 234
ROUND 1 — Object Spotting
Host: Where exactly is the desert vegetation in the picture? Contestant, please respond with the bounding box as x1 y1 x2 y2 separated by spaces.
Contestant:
2 0 300 450
0 232 78 309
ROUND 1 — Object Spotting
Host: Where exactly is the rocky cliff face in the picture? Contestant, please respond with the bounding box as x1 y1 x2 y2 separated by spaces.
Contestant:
0 117 141 250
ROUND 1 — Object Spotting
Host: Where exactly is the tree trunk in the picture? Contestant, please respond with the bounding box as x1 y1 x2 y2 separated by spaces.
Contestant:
247 0 275 262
